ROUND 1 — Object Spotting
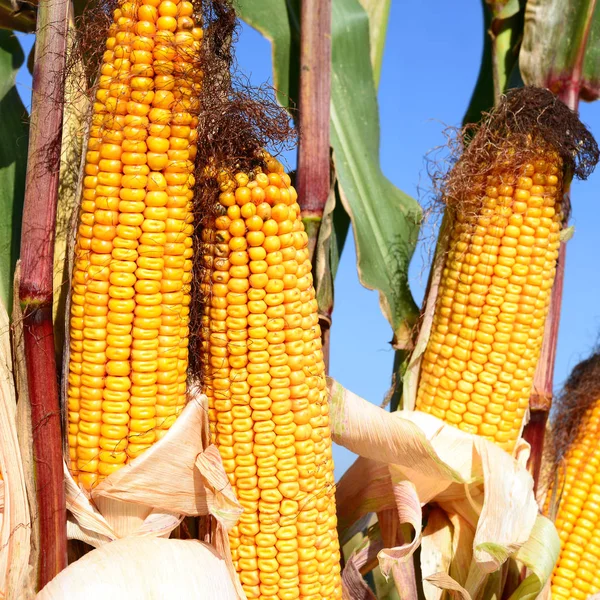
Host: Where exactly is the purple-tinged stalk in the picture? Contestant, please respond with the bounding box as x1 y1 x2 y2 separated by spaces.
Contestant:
18 0 69 587
296 0 333 369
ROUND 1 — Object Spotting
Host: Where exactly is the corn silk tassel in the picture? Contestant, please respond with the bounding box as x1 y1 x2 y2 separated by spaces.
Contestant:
67 0 203 490
414 87 598 455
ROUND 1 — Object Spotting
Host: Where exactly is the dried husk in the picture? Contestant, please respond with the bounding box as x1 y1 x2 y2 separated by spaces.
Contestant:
36 537 238 599
0 301 33 599
65 388 245 599
330 379 558 599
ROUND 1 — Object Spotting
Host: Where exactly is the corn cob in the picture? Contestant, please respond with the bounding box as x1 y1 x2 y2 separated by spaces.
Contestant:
415 147 563 453
548 402 600 599
544 356 600 600
67 0 202 490
200 157 342 600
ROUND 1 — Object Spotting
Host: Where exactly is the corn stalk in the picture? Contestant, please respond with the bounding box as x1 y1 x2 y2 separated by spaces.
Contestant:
296 0 333 367
18 0 69 587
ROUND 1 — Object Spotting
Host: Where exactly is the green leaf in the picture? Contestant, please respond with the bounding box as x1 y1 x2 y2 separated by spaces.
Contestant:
357 0 391 87
233 0 300 111
0 0 36 34
520 0 600 105
464 0 526 125
331 0 421 348
0 30 28 312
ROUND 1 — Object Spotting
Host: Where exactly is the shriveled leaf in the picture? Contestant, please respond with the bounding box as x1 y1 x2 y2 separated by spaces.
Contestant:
0 30 28 312
377 481 422 579
0 0 36 33
37 538 239 599
314 182 350 325
521 0 600 103
329 379 539 579
0 300 32 598
342 528 382 600
507 515 560 600
12 264 38 593
447 512 475 587
421 508 453 600
424 573 472 600
336 456 394 543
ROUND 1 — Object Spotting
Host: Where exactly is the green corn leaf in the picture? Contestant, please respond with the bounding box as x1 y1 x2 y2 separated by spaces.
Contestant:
0 29 28 312
464 0 526 125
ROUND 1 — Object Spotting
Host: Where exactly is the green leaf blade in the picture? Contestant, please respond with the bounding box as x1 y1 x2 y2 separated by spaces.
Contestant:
0 30 28 312
330 0 421 346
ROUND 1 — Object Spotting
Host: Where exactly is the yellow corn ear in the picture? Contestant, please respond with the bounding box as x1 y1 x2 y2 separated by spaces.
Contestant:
547 402 600 599
200 157 343 600
416 150 563 453
67 0 202 490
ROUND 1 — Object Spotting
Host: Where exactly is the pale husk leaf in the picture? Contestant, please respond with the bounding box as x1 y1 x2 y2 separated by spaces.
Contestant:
336 456 394 544
424 573 472 600
330 379 540 584
0 300 32 599
11 264 38 593
421 508 453 600
342 531 382 600
36 537 238 600
377 481 422 578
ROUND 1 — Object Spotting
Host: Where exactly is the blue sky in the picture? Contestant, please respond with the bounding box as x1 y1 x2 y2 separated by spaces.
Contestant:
13 2 600 480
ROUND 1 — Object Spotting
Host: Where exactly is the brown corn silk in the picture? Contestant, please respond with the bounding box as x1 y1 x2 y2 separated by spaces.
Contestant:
544 354 600 599
199 160 342 599
67 0 203 490
415 87 598 454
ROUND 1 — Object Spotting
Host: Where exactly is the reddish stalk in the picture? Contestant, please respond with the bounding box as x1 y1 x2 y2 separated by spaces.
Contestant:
523 88 579 490
18 0 70 587
296 0 333 366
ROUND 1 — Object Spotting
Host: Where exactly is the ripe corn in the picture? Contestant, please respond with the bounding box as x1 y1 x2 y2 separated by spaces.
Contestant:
415 148 563 453
547 400 600 599
200 157 342 600
67 0 202 490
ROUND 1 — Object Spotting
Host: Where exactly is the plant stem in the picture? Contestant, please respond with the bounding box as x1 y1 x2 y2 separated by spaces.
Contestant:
297 0 332 228
19 0 69 587
297 0 332 368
